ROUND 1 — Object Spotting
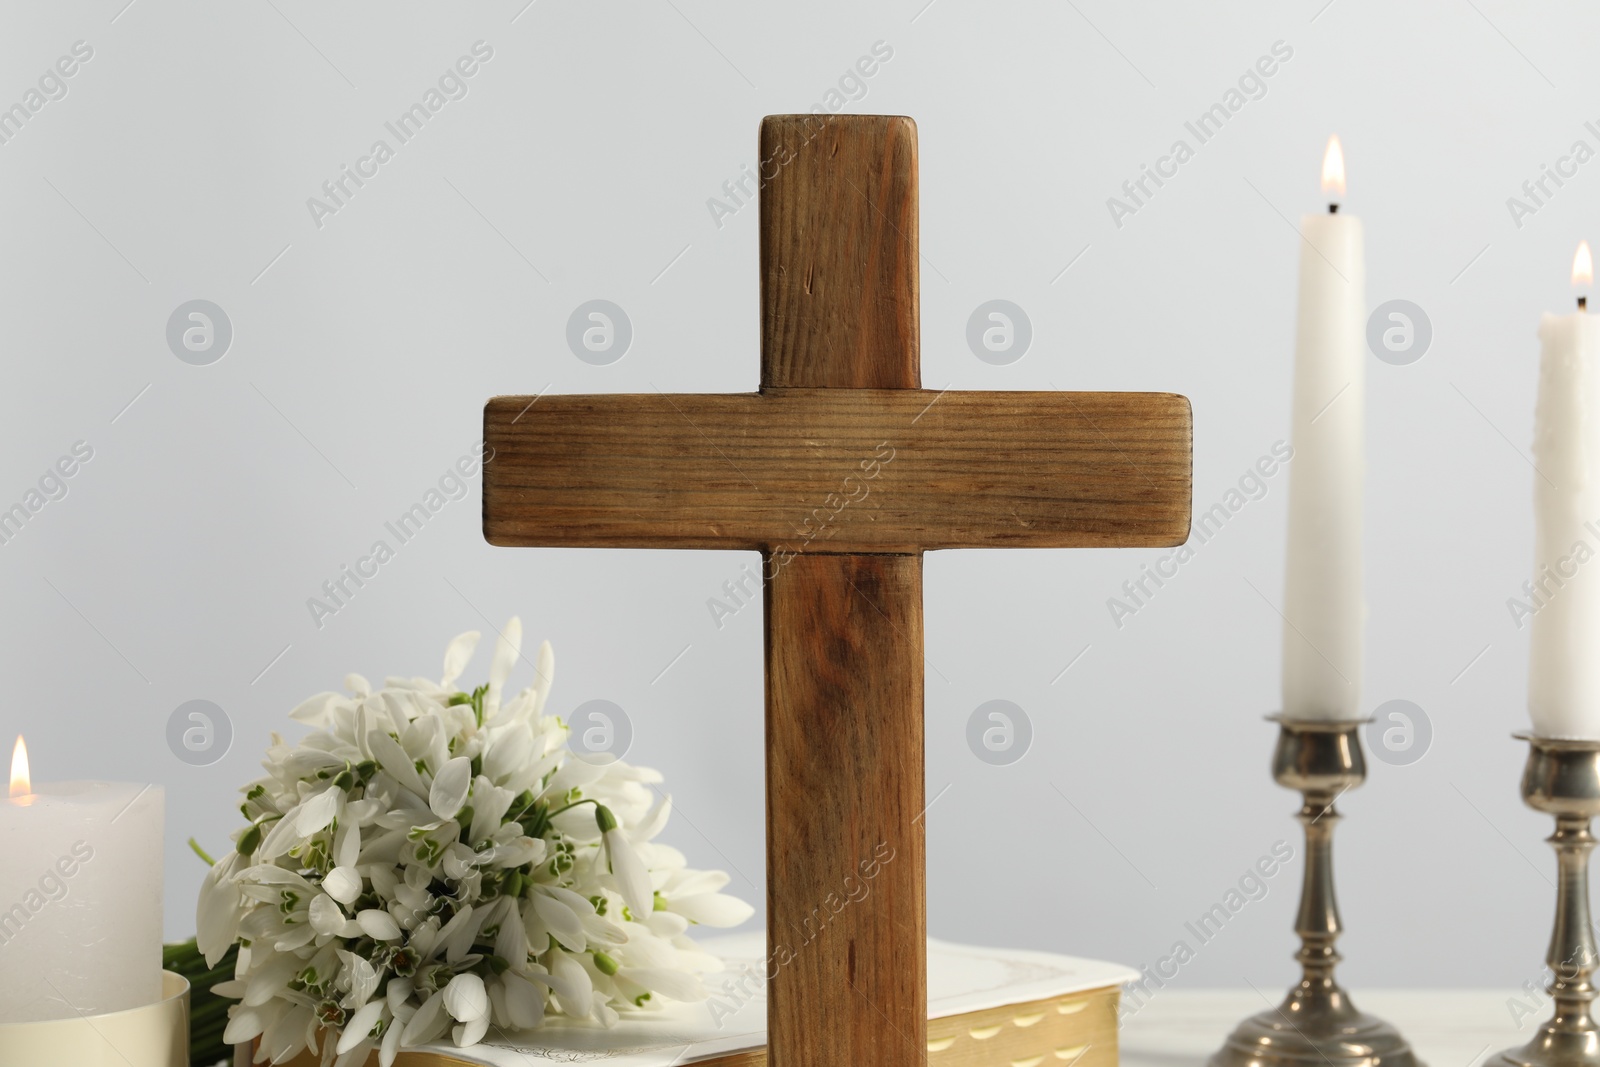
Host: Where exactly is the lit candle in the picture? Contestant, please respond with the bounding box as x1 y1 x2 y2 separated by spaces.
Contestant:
1528 242 1600 739
1281 135 1366 721
0 737 164 1022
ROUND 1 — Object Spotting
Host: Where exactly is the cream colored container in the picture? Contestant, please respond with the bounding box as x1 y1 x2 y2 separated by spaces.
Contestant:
0 971 187 1067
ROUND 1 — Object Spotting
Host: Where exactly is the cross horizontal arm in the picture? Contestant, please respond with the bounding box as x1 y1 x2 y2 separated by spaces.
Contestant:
484 388 1191 553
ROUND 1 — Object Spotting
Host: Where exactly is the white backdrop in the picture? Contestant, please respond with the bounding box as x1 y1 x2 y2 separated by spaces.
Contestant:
0 0 1587 994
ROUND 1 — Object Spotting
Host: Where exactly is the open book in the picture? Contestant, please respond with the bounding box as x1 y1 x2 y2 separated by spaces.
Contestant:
268 935 1135 1067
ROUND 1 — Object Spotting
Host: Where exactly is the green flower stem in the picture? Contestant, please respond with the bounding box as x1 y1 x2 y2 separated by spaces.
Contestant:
547 798 601 818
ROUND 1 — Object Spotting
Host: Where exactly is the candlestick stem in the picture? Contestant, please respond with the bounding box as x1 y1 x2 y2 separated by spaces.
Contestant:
1547 814 1598 1036
1485 735 1600 1067
1292 779 1345 1002
1208 717 1418 1067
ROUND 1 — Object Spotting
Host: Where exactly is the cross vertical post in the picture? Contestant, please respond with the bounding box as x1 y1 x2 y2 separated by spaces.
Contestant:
759 115 925 1067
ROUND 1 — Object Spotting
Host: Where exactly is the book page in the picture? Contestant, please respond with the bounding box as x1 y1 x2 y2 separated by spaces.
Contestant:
419 936 1136 1066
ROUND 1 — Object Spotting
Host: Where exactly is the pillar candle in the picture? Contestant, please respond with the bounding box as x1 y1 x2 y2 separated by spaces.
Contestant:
1282 136 1366 721
1528 242 1600 739
0 738 164 1022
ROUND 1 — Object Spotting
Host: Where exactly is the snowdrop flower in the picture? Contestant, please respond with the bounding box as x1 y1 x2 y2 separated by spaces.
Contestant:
596 804 654 921
196 619 751 1066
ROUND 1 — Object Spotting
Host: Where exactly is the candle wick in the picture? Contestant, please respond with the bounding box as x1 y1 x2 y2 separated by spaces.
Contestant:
1328 203 1339 214
1581 296 1589 312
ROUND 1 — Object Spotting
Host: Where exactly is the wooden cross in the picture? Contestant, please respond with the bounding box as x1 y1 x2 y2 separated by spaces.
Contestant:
482 114 1191 1067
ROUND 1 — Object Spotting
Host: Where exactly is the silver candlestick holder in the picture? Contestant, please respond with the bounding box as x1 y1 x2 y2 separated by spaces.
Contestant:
1209 716 1420 1067
1483 734 1600 1067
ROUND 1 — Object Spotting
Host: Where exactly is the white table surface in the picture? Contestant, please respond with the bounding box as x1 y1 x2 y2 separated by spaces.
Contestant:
1121 991 1536 1067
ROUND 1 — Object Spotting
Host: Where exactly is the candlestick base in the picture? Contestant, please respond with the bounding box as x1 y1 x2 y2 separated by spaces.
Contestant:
1208 717 1419 1067
1209 1001 1417 1067
1482 1038 1600 1067
1482 735 1600 1067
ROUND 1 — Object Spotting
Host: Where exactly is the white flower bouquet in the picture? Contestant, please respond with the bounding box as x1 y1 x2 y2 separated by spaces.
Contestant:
197 619 753 1066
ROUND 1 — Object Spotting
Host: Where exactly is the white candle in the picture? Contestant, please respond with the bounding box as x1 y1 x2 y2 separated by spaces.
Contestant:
1281 136 1366 721
1528 242 1600 739
0 737 164 1022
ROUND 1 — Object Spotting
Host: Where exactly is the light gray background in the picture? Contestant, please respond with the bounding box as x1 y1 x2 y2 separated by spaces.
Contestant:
0 0 1584 992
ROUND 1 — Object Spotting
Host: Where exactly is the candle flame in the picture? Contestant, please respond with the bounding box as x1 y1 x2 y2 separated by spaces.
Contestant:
1575 241 1594 288
10 736 30 800
1321 135 1346 200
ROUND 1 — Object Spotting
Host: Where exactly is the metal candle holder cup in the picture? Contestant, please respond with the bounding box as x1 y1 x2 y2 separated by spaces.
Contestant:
1483 734 1600 1067
1209 716 1419 1067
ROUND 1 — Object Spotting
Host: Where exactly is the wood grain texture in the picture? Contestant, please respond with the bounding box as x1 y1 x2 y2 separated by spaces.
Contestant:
765 553 925 1067
759 114 918 390
483 389 1192 552
758 115 926 1067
